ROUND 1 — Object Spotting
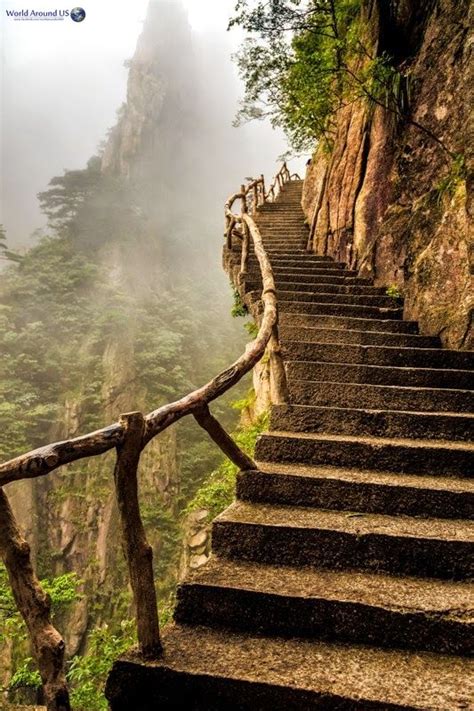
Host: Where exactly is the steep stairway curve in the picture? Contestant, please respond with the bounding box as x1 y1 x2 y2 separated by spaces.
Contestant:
106 181 474 710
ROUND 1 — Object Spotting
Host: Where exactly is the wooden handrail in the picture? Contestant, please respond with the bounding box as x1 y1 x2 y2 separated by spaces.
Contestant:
0 218 281 486
0 161 296 710
224 162 301 247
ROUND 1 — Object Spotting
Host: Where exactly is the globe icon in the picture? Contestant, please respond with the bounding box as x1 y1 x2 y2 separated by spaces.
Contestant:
71 7 86 22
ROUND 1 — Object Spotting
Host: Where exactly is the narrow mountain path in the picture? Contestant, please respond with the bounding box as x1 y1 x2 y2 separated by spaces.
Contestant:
107 181 474 710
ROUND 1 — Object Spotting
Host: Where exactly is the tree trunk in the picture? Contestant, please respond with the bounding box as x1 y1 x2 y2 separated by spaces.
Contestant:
0 490 70 711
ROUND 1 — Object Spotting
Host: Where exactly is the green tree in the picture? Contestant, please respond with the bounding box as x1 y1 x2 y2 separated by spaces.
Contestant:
0 225 22 263
230 0 362 150
37 157 103 233
230 0 454 157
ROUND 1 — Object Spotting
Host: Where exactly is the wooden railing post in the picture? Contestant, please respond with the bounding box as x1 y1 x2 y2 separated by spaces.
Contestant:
269 324 290 405
240 184 250 275
0 490 70 711
114 412 162 658
253 182 258 215
194 405 256 471
225 214 232 249
260 174 265 205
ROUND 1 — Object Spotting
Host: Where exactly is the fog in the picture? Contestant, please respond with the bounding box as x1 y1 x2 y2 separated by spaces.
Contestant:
0 2 308 685
1 0 302 249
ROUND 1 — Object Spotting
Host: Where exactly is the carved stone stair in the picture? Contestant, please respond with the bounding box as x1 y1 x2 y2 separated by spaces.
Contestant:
106 180 474 710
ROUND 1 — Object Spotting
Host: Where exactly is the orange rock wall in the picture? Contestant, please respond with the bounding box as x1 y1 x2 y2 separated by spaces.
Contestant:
302 0 472 348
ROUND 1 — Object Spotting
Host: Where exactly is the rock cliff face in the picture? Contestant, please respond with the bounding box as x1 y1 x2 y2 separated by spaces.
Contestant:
302 0 472 349
101 0 197 185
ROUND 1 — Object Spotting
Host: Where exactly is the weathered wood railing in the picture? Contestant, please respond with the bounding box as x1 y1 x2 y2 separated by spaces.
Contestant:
224 161 300 251
0 162 298 711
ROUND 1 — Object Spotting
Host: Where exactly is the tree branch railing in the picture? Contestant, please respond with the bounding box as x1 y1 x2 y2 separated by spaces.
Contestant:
224 161 301 250
0 162 297 711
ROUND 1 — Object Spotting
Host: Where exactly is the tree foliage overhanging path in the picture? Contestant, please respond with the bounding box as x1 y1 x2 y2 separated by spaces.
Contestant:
229 0 458 159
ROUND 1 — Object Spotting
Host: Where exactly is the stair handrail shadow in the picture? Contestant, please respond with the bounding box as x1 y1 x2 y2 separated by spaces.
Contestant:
0 163 299 711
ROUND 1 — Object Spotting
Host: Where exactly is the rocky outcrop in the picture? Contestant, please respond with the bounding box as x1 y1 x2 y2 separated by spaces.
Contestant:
101 1 195 182
179 510 212 577
302 0 473 349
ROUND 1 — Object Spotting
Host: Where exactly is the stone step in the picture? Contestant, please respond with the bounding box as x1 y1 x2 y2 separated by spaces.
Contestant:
283 340 474 370
238 462 474 519
105 623 474 710
249 250 332 260
213 500 474 578
257 213 306 218
279 325 439 348
260 241 308 248
260 234 308 241
279 300 404 320
257 229 309 235
259 228 306 232
270 267 353 276
258 206 306 212
249 261 346 274
248 257 346 269
277 290 400 308
271 204 303 209
290 378 474 413
246 272 373 286
256 228 311 235
269 205 303 211
255 431 474 477
258 232 309 238
256 219 307 225
286 360 474 390
260 233 307 239
270 206 303 211
256 281 387 295
260 232 308 238
175 558 473 655
260 201 305 206
260 202 304 207
279 312 419 333
259 237 308 243
258 217 306 222
270 403 474 442
260 242 309 249
260 234 308 238
266 210 304 215
257 212 305 217
273 197 304 202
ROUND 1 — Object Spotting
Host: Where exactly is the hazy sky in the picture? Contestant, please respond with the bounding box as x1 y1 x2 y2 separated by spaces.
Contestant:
0 0 301 246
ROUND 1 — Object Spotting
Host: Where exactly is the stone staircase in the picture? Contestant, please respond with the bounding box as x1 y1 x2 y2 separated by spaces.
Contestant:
106 181 474 710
